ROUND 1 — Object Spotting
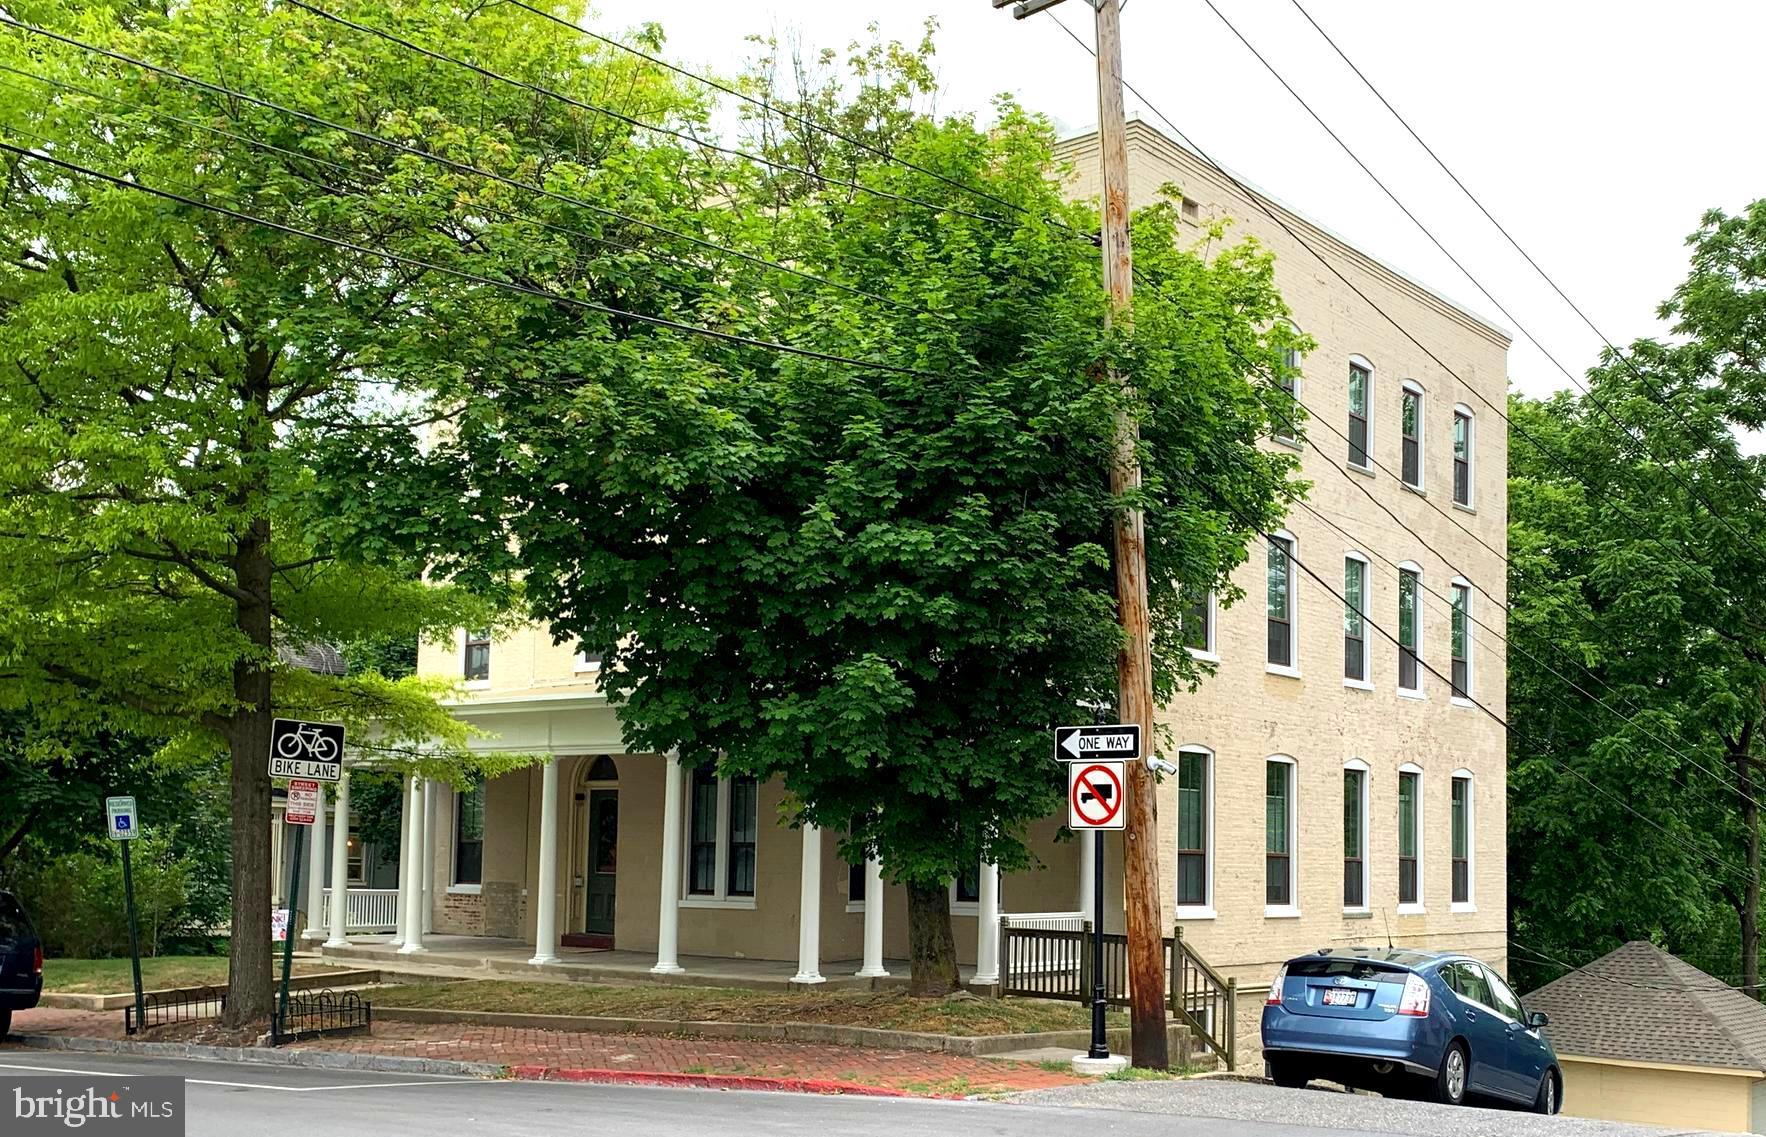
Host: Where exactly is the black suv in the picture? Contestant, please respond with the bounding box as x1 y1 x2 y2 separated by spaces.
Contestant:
0 890 43 1038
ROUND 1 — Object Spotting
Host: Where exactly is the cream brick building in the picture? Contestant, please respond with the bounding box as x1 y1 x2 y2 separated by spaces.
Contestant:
320 119 1509 1037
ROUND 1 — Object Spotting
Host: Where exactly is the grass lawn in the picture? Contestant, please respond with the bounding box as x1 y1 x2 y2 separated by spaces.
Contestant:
44 957 342 995
369 980 1128 1037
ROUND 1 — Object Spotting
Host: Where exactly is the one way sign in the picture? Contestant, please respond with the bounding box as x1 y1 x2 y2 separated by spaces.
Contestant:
1055 723 1142 762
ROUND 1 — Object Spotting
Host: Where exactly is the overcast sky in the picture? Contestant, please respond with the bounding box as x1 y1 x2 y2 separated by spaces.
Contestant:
589 0 1766 401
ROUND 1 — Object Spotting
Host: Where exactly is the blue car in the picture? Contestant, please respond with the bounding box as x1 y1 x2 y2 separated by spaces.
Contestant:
1261 947 1560 1113
0 890 43 1040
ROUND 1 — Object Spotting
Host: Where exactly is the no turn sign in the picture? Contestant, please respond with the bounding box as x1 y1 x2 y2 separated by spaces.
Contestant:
1069 760 1126 830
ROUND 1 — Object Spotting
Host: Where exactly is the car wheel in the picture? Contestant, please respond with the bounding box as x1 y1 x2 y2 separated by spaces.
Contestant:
1532 1069 1559 1115
1432 1041 1469 1106
1267 1056 1310 1089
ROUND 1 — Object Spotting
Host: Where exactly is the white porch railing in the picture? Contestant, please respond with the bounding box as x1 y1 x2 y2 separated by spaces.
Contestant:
319 888 400 933
1001 911 1086 932
1001 911 1086 979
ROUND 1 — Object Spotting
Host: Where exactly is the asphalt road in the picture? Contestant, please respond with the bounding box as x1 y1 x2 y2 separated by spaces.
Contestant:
0 1051 1719 1137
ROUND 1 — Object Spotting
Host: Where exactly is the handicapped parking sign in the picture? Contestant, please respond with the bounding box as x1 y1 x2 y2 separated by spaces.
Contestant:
106 795 139 840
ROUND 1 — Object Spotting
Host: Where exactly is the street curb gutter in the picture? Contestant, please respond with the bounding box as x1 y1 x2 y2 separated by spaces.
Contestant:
39 970 382 1012
7 1032 504 1079
506 1065 926 1098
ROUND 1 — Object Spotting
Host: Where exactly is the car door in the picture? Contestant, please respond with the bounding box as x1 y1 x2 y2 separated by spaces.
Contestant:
1479 964 1548 1101
1442 962 1510 1097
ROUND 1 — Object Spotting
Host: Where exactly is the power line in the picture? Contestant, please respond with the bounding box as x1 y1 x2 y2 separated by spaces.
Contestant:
1041 8 1752 635
1167 461 1765 891
0 140 948 380
1197 0 1766 569
1283 0 1766 510
499 0 1100 247
0 14 906 313
1509 941 1766 995
286 0 1028 234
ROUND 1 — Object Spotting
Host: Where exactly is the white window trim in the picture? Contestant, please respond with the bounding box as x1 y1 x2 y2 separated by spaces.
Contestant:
574 650 603 674
680 772 759 910
1343 551 1372 690
1348 354 1375 472
1265 754 1300 918
1266 530 1300 678
1186 589 1221 664
1175 745 1216 920
1396 561 1425 698
1450 577 1475 708
1400 379 1426 492
448 784 484 893
1453 403 1476 511
1397 762 1426 914
1343 758 1371 915
1451 768 1477 913
458 628 491 691
1274 325 1304 450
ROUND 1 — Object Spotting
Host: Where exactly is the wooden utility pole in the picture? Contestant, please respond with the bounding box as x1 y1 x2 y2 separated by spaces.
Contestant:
995 0 1167 1069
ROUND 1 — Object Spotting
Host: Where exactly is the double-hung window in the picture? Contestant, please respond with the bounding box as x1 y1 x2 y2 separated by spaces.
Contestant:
463 629 490 682
453 783 485 887
1176 748 1212 913
1348 360 1372 469
1453 407 1474 506
1275 342 1302 445
1451 581 1472 700
1397 565 1422 694
1398 767 1422 909
1344 554 1369 684
1343 763 1368 910
1400 382 1424 489
1451 772 1474 909
686 767 759 902
1265 757 1297 913
1267 534 1297 672
1183 590 1216 659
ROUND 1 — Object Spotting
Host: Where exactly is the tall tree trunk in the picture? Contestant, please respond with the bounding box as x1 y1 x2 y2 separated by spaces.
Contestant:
1737 743 1761 998
222 345 276 1028
905 880 960 996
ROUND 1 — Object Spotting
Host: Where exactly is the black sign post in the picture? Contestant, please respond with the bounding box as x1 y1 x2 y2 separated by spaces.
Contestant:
105 796 146 1032
277 824 304 1033
267 718 342 1038
1088 827 1107 1059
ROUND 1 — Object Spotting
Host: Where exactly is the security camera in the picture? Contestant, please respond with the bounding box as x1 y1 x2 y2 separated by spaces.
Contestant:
1146 756 1180 777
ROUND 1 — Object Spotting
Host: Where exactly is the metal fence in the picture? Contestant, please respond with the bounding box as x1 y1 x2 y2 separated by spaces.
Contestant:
123 985 226 1036
270 988 372 1046
1000 921 1237 1070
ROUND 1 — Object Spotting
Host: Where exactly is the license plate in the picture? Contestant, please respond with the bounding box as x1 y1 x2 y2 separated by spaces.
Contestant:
1322 988 1359 1007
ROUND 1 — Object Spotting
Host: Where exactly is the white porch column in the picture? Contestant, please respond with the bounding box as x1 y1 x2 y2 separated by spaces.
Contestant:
1078 829 1096 914
422 779 437 935
651 754 685 975
325 772 353 949
973 861 1001 986
529 758 560 965
389 774 412 948
302 781 329 939
399 774 427 954
792 823 825 985
855 856 889 978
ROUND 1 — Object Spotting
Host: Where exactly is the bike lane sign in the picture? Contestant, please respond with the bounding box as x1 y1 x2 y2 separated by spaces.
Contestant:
269 717 345 781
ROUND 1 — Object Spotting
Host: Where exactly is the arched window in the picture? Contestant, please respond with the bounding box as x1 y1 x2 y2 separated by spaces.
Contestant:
1267 530 1299 676
1342 759 1370 911
1397 561 1423 695
1343 551 1371 687
1175 745 1214 917
1453 404 1475 507
1265 755 1299 916
1451 769 1476 911
1400 379 1425 489
1348 355 1375 471
1450 577 1474 703
1397 763 1424 912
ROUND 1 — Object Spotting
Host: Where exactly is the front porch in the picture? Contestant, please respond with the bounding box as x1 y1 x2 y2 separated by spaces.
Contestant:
317 934 978 991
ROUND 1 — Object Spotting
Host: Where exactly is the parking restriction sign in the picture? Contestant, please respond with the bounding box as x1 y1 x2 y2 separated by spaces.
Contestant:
1068 761 1125 830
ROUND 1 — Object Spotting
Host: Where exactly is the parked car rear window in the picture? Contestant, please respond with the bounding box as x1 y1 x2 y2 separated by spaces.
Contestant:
0 893 27 938
1288 958 1406 981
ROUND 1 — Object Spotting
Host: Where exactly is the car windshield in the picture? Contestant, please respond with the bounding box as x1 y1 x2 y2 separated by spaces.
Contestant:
1287 958 1406 981
0 893 27 939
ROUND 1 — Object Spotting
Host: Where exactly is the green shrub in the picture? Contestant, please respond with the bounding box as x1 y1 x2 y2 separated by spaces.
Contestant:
9 827 195 958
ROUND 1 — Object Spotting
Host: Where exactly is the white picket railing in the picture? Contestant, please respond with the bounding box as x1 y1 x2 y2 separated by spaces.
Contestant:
1001 911 1087 980
319 888 400 933
1001 911 1087 932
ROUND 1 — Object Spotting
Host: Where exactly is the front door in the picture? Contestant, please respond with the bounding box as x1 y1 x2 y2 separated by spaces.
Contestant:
585 789 618 936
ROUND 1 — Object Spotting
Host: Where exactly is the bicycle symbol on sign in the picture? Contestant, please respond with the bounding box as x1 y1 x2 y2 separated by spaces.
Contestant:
275 721 340 761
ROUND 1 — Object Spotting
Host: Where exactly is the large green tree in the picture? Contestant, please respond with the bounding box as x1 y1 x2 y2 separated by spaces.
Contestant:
0 0 702 1020
321 29 1305 990
1508 200 1766 994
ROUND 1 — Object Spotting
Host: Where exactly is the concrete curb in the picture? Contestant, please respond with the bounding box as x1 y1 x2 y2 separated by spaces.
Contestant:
39 970 381 1012
506 1065 929 1098
7 1032 504 1079
372 1006 1176 1057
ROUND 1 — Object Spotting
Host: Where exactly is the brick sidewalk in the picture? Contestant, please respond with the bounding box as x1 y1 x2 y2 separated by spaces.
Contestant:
8 1007 1083 1097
